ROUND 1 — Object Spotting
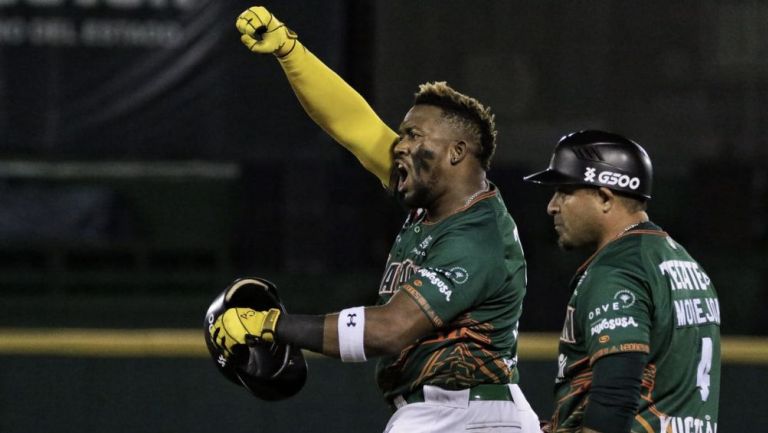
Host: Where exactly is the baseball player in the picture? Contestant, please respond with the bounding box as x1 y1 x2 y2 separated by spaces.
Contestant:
208 6 541 432
524 131 720 433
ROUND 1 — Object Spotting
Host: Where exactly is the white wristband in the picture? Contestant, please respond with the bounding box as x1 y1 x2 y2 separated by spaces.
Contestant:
338 306 367 363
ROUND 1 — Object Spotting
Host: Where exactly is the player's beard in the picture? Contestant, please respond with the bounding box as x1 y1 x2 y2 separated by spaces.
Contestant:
557 234 576 251
554 221 600 252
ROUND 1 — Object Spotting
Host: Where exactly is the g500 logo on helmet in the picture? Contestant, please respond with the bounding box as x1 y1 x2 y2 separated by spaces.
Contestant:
583 167 596 182
584 166 641 190
598 171 641 190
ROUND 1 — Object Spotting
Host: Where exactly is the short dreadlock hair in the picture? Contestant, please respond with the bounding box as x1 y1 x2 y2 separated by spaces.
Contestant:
413 81 497 171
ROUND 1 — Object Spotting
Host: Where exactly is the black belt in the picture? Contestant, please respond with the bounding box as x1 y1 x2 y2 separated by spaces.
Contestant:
400 383 513 405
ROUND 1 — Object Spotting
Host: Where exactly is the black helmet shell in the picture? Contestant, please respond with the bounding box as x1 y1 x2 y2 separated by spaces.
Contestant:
204 277 307 401
524 130 653 199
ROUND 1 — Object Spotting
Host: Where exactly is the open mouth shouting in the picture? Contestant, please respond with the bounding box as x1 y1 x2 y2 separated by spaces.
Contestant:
395 160 410 194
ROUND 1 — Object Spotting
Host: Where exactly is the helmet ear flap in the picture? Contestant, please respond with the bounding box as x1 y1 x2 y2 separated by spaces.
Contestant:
204 277 308 401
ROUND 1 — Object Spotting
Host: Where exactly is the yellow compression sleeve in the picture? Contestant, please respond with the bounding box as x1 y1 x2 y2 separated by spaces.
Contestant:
277 42 397 187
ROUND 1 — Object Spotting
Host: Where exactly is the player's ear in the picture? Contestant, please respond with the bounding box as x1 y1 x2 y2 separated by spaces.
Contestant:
449 140 467 165
597 187 615 213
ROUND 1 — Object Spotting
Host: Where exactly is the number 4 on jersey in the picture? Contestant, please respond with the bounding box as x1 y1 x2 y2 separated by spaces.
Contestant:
696 337 713 401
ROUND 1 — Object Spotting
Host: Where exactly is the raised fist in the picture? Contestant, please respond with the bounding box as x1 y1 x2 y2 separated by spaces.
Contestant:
236 6 298 57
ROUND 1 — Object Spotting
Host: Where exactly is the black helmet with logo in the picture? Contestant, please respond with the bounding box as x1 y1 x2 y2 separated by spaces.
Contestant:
204 277 307 401
523 130 653 199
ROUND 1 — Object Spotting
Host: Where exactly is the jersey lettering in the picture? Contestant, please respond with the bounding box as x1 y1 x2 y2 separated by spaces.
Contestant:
696 337 713 401
659 260 711 291
673 297 720 327
659 415 717 433
378 259 418 295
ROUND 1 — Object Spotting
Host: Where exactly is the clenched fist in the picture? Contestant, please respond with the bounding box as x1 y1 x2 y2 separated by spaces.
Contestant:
210 307 282 355
236 6 298 57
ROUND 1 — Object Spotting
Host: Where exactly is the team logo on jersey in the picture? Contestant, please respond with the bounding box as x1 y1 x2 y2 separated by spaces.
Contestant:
584 167 596 182
560 306 576 343
446 267 469 284
379 259 418 295
613 289 636 309
555 353 567 383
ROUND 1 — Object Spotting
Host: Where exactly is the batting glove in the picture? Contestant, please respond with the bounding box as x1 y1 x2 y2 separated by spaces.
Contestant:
236 6 298 57
210 307 281 355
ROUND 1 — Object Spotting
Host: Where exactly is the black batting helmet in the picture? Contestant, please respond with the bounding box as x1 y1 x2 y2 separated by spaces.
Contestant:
523 130 653 199
204 277 307 401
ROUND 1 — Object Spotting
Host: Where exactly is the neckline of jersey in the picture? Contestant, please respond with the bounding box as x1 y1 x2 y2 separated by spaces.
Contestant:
574 221 668 275
422 189 497 225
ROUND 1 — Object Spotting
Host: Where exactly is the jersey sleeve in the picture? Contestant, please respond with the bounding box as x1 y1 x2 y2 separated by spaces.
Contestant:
399 230 498 328
277 43 397 186
575 266 653 364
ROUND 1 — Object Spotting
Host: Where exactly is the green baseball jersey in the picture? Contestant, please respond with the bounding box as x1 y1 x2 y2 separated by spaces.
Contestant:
551 221 720 433
375 184 527 401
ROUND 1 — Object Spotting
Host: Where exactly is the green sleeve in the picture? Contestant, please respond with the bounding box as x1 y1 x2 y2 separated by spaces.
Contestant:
576 267 652 364
399 231 498 327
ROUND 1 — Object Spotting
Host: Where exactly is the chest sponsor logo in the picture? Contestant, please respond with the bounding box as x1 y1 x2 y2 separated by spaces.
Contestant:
410 247 426 257
410 234 435 257
590 316 639 336
660 415 717 433
416 267 452 302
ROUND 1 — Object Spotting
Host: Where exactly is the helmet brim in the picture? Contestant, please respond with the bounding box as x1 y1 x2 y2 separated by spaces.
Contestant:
523 168 574 185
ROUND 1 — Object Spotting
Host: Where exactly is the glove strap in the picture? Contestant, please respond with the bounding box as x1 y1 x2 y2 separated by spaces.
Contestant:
338 306 367 362
276 27 299 57
261 308 282 342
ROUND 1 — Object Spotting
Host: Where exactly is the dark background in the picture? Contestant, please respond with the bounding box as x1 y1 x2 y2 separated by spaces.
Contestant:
0 1 766 431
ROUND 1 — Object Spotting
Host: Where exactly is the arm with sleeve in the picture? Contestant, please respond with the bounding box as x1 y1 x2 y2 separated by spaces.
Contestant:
277 42 397 186
577 268 652 433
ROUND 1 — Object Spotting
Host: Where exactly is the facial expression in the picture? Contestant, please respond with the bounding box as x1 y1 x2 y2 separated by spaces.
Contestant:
392 105 457 209
546 186 604 250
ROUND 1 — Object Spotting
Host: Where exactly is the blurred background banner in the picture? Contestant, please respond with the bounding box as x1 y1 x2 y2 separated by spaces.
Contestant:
0 1 767 431
0 0 345 159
